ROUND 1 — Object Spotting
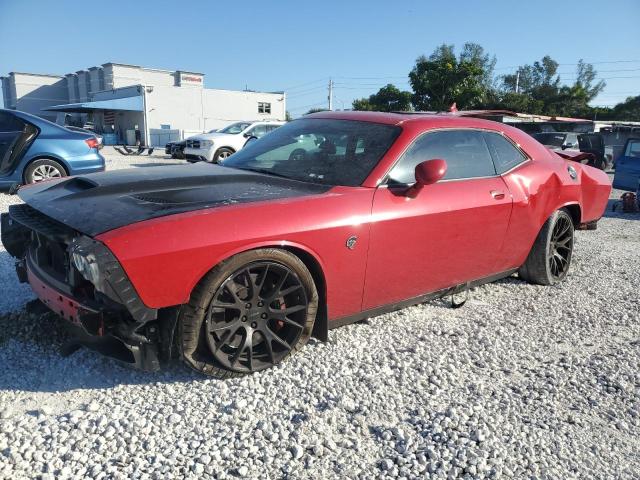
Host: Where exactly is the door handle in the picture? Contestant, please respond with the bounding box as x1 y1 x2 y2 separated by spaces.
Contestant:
490 190 506 200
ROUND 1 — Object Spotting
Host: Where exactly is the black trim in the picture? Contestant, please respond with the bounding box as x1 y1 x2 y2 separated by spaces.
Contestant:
329 269 518 329
70 235 157 323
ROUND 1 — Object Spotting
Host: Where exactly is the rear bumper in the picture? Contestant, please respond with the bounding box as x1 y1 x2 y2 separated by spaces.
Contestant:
67 151 105 175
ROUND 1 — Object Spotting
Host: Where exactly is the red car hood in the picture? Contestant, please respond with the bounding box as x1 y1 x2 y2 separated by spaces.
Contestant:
17 163 331 237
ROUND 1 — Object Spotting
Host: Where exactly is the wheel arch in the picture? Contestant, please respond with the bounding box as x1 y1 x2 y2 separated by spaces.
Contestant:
559 202 582 227
186 241 329 341
22 155 70 182
215 145 236 155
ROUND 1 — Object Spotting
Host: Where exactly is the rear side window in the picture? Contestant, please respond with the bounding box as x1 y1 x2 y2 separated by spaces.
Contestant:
388 129 496 184
483 132 527 174
625 139 640 158
0 112 25 132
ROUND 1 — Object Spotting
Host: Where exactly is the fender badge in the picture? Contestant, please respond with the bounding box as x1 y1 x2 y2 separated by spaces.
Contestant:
346 236 358 250
567 165 577 180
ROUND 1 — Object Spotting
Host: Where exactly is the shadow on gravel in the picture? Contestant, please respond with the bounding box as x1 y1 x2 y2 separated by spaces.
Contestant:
0 309 209 393
603 198 640 221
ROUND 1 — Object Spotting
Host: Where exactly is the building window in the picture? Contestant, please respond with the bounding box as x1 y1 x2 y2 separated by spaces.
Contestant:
258 102 271 114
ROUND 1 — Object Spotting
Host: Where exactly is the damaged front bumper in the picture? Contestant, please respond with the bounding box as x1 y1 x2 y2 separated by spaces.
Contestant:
1 204 168 371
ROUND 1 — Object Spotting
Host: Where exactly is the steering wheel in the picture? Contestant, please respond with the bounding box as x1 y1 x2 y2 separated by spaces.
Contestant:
288 148 307 162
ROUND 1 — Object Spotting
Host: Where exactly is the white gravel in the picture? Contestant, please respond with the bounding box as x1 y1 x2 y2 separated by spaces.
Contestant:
1 154 639 479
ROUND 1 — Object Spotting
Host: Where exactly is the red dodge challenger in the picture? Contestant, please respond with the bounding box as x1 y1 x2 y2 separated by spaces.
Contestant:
1 112 611 377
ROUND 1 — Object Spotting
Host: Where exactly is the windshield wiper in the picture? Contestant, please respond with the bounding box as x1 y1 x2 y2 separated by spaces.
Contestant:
235 167 295 181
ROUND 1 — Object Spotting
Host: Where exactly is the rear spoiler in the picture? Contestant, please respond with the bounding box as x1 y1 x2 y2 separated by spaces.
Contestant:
551 148 595 164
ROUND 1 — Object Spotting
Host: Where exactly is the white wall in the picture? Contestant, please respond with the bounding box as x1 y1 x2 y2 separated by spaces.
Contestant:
202 89 286 130
145 85 286 135
8 73 67 121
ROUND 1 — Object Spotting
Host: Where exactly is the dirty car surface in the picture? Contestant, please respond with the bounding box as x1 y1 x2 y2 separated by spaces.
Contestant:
1 112 611 377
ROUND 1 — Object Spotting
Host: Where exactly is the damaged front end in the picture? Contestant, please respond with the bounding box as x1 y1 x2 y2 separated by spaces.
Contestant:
1 204 172 371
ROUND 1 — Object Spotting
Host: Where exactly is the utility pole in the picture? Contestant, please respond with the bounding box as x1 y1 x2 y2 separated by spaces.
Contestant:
515 71 520 94
328 78 334 111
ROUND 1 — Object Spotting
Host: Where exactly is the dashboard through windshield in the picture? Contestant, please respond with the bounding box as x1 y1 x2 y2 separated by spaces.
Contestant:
221 119 401 186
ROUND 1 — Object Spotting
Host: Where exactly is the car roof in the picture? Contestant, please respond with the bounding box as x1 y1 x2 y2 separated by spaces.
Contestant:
303 110 516 131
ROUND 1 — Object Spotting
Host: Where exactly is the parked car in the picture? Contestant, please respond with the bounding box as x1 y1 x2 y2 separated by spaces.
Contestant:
0 109 105 188
532 132 607 170
184 121 285 162
65 126 104 149
612 138 640 191
1 112 610 377
165 140 186 159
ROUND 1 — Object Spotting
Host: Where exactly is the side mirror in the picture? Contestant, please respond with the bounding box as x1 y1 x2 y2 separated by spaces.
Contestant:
562 143 574 150
407 159 447 198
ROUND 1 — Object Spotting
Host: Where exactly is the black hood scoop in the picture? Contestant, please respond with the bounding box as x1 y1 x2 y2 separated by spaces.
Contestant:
18 163 331 236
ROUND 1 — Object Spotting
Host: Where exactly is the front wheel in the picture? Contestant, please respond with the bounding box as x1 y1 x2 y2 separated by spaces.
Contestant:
213 147 234 163
178 249 318 378
518 209 575 285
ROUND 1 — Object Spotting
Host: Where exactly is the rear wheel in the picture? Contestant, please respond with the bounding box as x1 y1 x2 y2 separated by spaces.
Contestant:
178 249 318 377
518 209 575 285
24 159 67 184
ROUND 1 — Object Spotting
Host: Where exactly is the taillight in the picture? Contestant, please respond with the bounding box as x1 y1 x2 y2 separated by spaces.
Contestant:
85 137 99 149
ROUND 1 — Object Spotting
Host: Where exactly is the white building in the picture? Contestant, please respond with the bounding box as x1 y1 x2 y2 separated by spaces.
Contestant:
1 63 286 146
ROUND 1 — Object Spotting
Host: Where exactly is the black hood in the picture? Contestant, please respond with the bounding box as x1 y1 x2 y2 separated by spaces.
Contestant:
18 163 331 236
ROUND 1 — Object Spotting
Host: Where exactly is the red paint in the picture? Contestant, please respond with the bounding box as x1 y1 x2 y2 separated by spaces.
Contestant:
96 112 611 323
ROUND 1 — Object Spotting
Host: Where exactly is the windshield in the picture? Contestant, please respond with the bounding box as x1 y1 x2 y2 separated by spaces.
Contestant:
533 133 567 147
222 119 401 186
219 122 252 134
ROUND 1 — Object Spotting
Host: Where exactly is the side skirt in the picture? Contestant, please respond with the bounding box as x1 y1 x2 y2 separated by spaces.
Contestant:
328 269 518 330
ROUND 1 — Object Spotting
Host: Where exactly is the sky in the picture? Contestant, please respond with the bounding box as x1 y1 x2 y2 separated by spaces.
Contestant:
1 0 639 116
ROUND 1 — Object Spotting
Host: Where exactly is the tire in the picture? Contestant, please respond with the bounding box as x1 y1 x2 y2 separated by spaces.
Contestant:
178 248 318 378
518 209 575 286
24 159 67 184
213 147 234 163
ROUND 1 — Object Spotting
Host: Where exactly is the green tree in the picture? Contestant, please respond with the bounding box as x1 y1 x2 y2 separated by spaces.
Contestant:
352 84 412 111
494 56 606 117
608 95 640 120
409 43 491 111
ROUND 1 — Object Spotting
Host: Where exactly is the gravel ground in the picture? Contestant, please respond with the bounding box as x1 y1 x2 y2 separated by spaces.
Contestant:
1 154 639 479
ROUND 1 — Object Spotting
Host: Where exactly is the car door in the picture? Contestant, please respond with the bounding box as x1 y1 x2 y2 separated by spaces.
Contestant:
613 138 640 191
362 129 513 310
0 112 39 178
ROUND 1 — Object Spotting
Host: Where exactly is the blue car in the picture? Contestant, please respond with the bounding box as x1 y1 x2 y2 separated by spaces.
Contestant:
0 109 105 188
613 138 640 192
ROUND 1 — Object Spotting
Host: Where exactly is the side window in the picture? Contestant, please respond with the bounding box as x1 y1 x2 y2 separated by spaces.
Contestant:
483 132 527 174
0 112 25 133
247 124 269 138
266 124 280 132
388 130 496 184
625 140 640 158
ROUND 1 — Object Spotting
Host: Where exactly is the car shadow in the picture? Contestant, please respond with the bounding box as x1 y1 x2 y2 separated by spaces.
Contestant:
0 307 207 392
603 198 640 221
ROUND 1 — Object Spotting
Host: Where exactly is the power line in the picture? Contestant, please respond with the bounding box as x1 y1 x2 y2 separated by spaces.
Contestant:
281 77 328 92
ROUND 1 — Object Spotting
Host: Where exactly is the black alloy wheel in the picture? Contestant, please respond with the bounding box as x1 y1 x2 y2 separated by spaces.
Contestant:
518 209 575 285
548 213 573 280
205 261 309 373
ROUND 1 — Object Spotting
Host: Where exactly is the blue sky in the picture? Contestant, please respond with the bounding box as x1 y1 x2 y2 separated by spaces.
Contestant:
1 0 639 115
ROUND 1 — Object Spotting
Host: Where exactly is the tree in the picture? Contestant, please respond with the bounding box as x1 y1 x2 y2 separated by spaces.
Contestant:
352 84 412 111
285 111 292 121
494 56 607 117
613 95 640 120
409 43 492 111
